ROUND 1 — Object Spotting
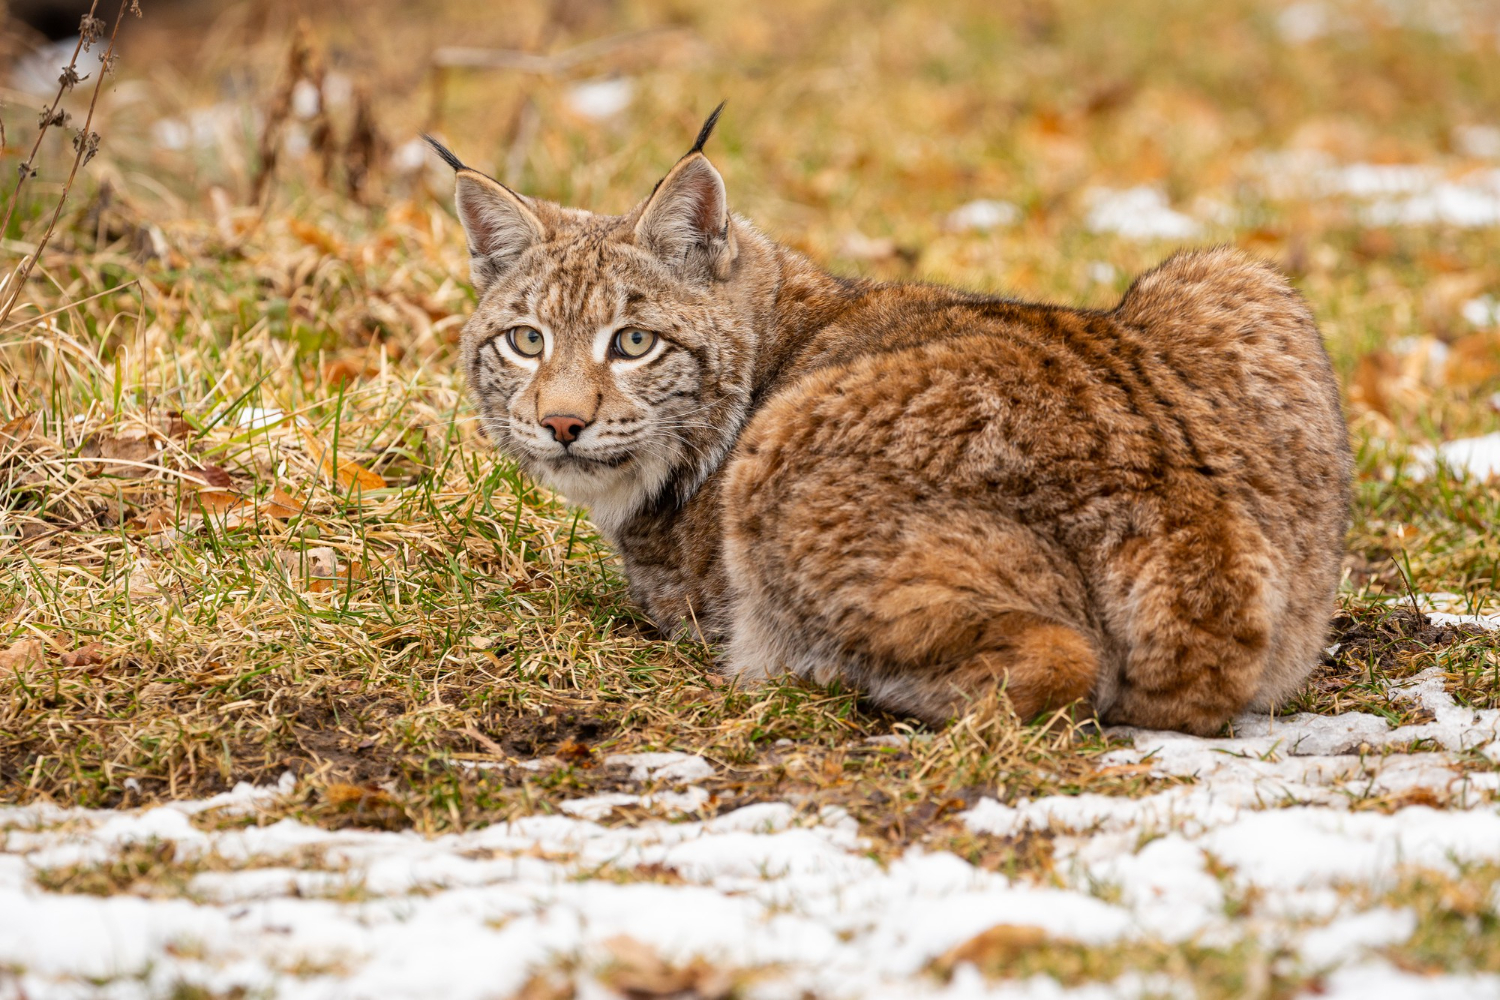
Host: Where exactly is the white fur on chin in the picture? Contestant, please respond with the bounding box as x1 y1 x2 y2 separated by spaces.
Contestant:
534 449 675 541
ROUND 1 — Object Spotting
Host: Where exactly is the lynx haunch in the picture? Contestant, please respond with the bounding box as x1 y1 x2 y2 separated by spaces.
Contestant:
427 107 1352 736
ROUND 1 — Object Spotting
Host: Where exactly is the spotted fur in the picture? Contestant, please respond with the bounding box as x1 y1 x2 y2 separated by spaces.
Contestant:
433 116 1352 736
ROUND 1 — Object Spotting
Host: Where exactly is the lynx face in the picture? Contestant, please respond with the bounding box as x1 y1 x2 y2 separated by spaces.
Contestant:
439 114 752 537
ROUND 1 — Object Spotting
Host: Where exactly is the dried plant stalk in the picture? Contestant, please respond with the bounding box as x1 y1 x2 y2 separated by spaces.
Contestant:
0 2 102 246
251 19 328 206
0 1 141 329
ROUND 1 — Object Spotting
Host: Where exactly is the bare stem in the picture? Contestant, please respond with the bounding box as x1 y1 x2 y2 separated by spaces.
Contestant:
0 1 102 247
0 1 135 329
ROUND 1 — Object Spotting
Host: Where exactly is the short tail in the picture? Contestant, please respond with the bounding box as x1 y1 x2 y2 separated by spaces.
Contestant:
1115 245 1314 337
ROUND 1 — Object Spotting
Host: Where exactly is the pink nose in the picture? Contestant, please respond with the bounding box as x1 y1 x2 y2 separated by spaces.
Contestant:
540 414 589 444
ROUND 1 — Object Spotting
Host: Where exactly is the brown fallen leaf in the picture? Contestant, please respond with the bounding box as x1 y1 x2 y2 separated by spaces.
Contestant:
599 935 733 999
162 411 193 439
80 433 161 478
323 357 380 388
1446 331 1500 392
138 682 173 703
933 924 1053 978
194 464 234 489
141 486 307 534
261 488 307 519
136 505 177 533
281 545 336 583
322 782 407 829
279 546 365 592
300 427 386 491
195 489 242 516
60 642 105 669
216 488 309 523
555 739 596 768
325 783 388 808
0 413 39 442
289 218 344 256
1349 344 1441 421
0 638 44 670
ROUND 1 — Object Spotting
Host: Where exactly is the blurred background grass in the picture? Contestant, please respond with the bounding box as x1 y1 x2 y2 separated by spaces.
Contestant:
5 0 1500 407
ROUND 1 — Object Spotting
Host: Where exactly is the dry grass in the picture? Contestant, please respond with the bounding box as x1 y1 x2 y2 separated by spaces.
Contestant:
0 0 1498 864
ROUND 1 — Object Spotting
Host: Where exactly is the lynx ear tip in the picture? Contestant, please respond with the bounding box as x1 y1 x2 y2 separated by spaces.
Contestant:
422 134 466 172
688 101 727 156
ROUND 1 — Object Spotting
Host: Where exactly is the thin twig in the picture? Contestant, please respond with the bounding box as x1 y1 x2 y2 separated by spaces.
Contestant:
1391 553 1425 622
0 1 138 328
0 279 138 333
0 1 102 247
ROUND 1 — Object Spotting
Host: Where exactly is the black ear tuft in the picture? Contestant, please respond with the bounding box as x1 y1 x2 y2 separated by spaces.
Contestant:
688 101 727 156
423 134 466 172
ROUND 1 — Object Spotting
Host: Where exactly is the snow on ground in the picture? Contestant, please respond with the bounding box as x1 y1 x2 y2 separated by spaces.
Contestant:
1083 187 1203 241
4 630 1500 999
1409 432 1500 483
1249 150 1500 227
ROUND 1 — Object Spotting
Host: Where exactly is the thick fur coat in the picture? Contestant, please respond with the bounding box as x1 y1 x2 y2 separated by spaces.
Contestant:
429 112 1352 736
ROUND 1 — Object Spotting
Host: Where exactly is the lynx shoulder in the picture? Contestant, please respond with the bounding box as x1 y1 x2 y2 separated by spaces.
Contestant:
429 110 1351 736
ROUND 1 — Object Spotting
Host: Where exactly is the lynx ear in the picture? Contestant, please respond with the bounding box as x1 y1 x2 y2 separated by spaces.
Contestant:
426 135 545 296
633 105 735 282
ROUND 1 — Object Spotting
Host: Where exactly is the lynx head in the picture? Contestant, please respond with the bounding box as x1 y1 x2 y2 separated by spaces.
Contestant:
430 105 758 538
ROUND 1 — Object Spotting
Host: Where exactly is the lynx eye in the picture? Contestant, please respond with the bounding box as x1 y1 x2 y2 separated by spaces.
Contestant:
506 326 544 358
612 328 658 359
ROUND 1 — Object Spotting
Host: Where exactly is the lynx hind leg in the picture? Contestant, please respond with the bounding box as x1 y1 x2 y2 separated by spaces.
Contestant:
725 595 1098 724
721 504 1102 726
906 610 1099 723
1101 508 1283 736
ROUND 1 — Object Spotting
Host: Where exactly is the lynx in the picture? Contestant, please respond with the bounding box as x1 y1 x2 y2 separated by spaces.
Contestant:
427 107 1352 736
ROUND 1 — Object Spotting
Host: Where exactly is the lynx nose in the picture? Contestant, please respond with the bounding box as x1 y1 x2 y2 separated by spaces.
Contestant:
541 414 589 444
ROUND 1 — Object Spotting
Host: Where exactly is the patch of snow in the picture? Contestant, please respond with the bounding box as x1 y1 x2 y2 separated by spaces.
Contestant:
1297 908 1418 967
151 104 263 153
291 79 321 119
1273 0 1495 43
946 199 1021 232
323 71 354 109
151 118 193 152
394 136 435 172
558 786 710 820
1327 163 1442 197
565 77 634 121
1365 172 1500 227
1248 152 1500 227
1409 432 1500 482
1463 294 1500 328
1087 261 1118 284
1277 2 1333 43
1456 125 1500 160
1373 0 1482 37
1084 187 1202 241
604 752 714 783
231 406 288 431
9 37 80 97
284 124 311 158
1321 961 1500 999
